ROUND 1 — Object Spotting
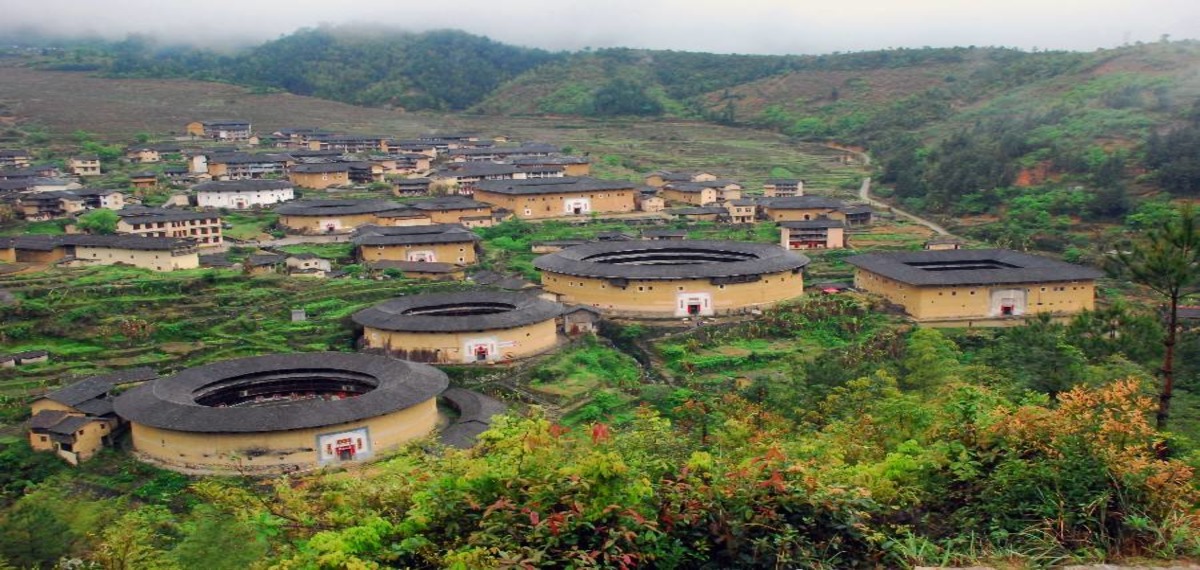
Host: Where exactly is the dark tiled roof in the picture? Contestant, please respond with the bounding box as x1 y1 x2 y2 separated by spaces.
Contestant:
291 163 350 173
275 199 403 216
763 196 846 210
765 179 802 185
439 387 506 449
845 249 1105 286
409 197 490 211
351 224 479 247
1177 306 1200 320
42 367 158 408
113 353 448 433
246 254 285 267
352 291 562 332
193 180 293 193
29 410 71 430
534 240 810 280
667 207 726 216
199 254 235 267
840 205 873 215
67 235 195 251
779 219 845 229
47 415 93 436
118 208 215 224
469 270 537 290
474 177 635 196
641 229 689 238
663 182 720 193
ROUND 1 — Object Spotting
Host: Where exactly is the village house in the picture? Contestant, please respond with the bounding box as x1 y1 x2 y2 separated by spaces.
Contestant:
197 152 291 180
193 179 295 209
386 153 433 174
725 199 758 224
446 143 560 162
16 191 86 220
125 147 160 164
763 179 804 198
562 305 603 335
187 120 253 141
643 170 718 188
346 161 386 184
71 188 125 210
0 177 80 195
409 196 495 227
275 200 419 234
305 134 390 153
660 182 719 206
760 196 848 222
117 208 223 247
0 235 72 264
244 253 286 275
473 177 637 219
352 223 481 266
666 206 727 222
434 162 565 192
641 229 689 240
271 127 332 148
370 260 466 280
636 188 665 213
68 156 101 177
0 149 32 169
391 140 439 158
845 249 1104 325
68 235 201 271
841 204 874 226
29 368 158 465
285 254 333 277
513 156 591 177
760 196 872 225
779 219 846 250
129 172 158 189
289 163 351 189
925 235 967 250
0 350 49 368
393 178 432 197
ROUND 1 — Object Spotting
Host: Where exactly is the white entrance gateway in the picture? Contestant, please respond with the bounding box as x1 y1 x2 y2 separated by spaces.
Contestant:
675 292 713 317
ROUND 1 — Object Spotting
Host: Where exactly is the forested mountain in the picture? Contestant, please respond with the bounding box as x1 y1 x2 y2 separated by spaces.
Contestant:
31 26 561 111
17 28 1200 227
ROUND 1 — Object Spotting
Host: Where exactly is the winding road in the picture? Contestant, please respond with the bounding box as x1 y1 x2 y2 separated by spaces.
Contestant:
857 176 950 236
831 144 951 237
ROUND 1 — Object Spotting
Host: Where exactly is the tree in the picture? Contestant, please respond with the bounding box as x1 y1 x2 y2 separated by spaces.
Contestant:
76 208 120 235
1116 204 1200 429
901 328 961 392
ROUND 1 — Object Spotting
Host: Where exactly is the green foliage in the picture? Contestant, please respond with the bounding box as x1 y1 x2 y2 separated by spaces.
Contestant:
0 499 73 568
902 328 962 392
76 208 120 234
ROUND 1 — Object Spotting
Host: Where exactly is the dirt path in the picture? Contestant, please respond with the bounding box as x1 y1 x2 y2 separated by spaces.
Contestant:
825 143 952 237
857 176 951 236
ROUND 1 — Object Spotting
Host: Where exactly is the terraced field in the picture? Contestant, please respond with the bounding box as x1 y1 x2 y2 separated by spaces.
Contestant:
0 266 469 412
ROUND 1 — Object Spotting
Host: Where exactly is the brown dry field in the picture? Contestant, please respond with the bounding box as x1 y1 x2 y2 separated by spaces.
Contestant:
0 61 868 188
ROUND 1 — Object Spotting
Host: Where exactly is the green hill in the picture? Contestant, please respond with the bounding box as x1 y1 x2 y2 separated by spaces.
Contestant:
14 30 1200 227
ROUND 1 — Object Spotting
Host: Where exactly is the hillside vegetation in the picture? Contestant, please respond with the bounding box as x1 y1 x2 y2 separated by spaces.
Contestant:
15 29 1200 230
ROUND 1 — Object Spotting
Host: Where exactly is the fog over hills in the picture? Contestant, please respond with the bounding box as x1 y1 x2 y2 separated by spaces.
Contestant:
2 0 1199 55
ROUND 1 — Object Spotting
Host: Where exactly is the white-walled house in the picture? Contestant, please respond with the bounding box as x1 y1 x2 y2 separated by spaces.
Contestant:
193 180 296 210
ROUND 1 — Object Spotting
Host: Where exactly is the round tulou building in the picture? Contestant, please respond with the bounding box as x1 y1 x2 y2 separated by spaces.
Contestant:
533 240 810 318
353 291 563 364
113 353 447 474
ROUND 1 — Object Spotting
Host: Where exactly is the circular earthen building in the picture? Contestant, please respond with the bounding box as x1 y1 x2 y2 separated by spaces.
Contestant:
113 352 447 474
353 291 562 364
533 240 810 317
